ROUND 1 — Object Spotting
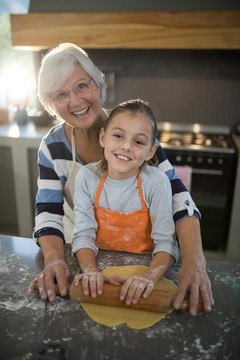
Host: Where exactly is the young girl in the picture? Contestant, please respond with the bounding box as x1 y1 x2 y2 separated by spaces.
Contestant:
72 99 178 306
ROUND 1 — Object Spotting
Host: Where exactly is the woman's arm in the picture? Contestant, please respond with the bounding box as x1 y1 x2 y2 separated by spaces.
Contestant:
30 130 70 300
155 145 213 314
28 235 70 301
155 142 200 222
34 133 66 241
174 216 214 315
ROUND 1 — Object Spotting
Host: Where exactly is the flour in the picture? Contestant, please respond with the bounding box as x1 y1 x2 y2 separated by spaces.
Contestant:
0 248 87 360
46 296 80 315
191 336 224 360
0 298 45 312
0 251 78 317
0 254 18 273
214 272 240 289
144 323 175 338
96 251 152 271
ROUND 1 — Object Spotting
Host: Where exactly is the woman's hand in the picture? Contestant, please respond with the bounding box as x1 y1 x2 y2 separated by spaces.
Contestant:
173 257 214 316
113 275 154 305
28 259 70 302
175 216 214 315
73 271 106 298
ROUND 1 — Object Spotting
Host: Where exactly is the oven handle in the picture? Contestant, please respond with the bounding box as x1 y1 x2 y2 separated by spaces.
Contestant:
192 168 223 176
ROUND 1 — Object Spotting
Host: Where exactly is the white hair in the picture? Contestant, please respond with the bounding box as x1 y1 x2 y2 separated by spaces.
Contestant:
38 43 106 117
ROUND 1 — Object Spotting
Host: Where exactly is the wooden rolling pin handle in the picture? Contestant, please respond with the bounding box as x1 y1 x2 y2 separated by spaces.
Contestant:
34 283 69 295
34 282 205 313
179 300 205 313
34 282 170 312
70 282 171 313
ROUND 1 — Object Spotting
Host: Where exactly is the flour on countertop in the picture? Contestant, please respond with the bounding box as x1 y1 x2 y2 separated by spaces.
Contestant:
1 246 239 360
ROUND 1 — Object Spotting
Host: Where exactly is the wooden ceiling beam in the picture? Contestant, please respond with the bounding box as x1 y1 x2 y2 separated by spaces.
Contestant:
10 10 240 50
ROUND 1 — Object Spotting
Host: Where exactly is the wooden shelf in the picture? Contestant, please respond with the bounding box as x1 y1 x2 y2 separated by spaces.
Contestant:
10 10 240 50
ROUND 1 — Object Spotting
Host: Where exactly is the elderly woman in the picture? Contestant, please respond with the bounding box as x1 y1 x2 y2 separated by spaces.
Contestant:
29 43 213 315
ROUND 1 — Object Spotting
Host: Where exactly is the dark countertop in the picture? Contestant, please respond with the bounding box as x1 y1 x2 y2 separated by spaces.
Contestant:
0 235 240 360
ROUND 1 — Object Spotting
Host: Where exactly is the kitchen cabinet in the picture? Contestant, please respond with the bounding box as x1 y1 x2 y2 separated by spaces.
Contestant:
0 122 49 238
0 147 18 235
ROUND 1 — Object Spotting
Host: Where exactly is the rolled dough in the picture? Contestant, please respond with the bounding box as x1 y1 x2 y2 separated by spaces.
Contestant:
80 265 178 329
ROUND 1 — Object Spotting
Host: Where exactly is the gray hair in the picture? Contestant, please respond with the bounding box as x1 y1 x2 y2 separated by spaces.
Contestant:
37 43 106 117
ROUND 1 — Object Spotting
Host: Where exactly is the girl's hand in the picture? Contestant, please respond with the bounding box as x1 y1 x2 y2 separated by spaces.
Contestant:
113 275 154 305
73 271 105 298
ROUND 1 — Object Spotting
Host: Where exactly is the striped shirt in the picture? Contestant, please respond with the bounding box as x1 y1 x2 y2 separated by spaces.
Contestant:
34 122 200 241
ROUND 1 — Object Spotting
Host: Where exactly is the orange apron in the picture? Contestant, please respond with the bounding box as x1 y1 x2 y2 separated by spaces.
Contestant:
94 170 154 254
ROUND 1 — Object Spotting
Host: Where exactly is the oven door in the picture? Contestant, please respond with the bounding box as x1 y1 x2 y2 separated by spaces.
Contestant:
164 149 236 251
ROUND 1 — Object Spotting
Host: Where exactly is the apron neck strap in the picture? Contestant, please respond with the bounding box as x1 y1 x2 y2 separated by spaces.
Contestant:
71 127 76 163
94 170 108 206
137 170 147 210
94 169 147 210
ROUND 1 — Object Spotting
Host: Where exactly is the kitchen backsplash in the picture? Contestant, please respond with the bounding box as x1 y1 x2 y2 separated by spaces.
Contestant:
84 49 240 129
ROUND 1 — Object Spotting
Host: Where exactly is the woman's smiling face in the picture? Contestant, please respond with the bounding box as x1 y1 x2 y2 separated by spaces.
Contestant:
53 64 102 129
99 111 157 180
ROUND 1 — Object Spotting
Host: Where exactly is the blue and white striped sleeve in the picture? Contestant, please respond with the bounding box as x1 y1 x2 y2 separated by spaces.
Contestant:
33 136 66 242
155 139 201 223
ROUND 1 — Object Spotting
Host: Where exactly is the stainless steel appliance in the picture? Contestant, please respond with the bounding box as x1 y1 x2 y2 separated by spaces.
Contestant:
157 123 237 251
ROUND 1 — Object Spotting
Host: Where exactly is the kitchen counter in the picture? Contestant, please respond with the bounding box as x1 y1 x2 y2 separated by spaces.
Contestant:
0 235 239 360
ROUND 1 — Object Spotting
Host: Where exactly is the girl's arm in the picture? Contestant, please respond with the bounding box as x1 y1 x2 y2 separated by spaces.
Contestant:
72 167 104 296
114 169 176 305
74 248 105 297
114 252 174 305
72 168 99 256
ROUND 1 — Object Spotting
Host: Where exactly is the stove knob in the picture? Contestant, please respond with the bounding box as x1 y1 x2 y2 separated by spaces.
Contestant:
187 156 192 163
176 155 182 162
197 157 203 163
207 158 213 164
218 158 223 165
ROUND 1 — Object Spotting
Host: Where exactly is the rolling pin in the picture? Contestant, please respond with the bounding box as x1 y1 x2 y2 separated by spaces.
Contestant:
34 282 205 313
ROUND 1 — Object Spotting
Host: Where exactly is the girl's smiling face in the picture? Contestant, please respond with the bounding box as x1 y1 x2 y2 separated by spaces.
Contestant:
99 111 157 180
52 64 102 129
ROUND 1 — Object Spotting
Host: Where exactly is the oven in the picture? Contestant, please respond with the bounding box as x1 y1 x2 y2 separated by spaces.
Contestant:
157 123 237 251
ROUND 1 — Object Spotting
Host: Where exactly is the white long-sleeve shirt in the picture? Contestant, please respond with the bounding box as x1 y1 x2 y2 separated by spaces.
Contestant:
72 162 178 261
